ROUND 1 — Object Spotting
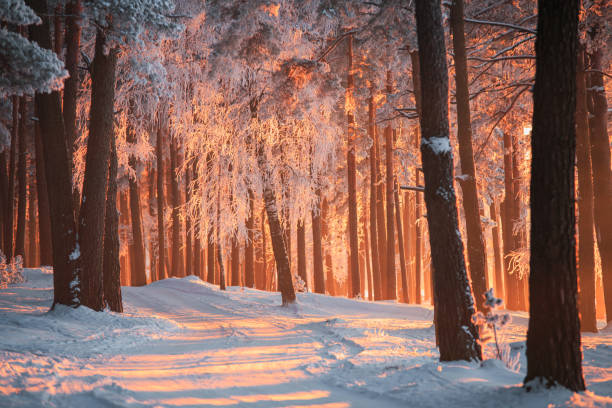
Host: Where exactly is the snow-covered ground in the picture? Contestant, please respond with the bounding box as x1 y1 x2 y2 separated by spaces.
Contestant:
1 268 611 407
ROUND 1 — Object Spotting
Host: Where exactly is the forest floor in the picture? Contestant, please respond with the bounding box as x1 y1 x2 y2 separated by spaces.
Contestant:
1 268 611 407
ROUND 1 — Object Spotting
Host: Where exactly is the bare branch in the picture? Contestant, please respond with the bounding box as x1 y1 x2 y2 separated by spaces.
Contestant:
464 17 536 34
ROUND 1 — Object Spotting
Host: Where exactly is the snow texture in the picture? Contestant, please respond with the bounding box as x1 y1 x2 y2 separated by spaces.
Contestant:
422 136 452 155
1 268 611 407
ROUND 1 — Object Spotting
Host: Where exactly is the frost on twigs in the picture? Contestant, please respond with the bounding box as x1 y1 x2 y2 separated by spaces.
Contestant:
0 253 25 289
0 0 40 26
472 288 518 370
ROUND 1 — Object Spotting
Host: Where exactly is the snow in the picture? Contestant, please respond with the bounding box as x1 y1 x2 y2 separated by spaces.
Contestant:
422 136 452 155
1 268 612 407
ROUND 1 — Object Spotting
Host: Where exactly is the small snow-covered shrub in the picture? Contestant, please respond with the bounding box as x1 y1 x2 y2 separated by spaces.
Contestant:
0 253 24 288
293 274 308 293
472 288 517 369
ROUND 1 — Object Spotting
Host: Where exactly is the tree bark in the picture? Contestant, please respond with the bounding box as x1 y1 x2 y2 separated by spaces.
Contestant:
375 125 387 297
297 218 307 289
79 29 117 310
414 0 481 361
346 35 361 298
490 201 504 297
156 124 166 281
185 164 192 276
450 0 488 311
193 161 202 279
27 166 37 267
524 0 584 391
169 137 183 277
15 98 27 259
385 71 396 301
575 48 597 333
311 188 325 294
502 131 520 309
5 96 18 260
127 108 147 287
587 49 612 324
368 89 382 301
395 178 409 303
33 117 52 266
27 0 80 308
410 50 423 305
103 132 122 312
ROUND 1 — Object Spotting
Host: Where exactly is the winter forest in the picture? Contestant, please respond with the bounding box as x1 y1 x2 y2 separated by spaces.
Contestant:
1 0 611 406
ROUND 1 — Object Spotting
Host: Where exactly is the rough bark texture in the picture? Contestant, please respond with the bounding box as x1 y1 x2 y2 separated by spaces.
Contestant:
103 134 123 312
311 188 325 294
244 190 255 287
27 166 37 267
193 162 202 280
156 125 166 281
410 50 423 305
185 166 192 276
375 126 387 297
79 29 117 311
575 48 597 333
169 137 183 277
27 0 80 308
450 0 488 312
63 0 82 171
395 179 409 303
368 91 382 301
15 98 27 259
322 198 334 296
414 0 481 361
5 96 18 260
490 201 503 297
127 111 147 287
34 117 52 266
346 35 360 298
384 71 396 301
502 131 521 310
231 236 240 286
524 0 584 391
297 219 307 289
587 49 612 324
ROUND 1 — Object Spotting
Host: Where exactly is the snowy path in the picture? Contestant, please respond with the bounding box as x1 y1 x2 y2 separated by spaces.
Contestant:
1 269 612 407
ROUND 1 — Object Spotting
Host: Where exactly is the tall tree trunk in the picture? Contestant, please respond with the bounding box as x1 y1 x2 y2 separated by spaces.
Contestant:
193 162 202 279
385 71 396 301
15 98 27 259
79 29 117 310
575 48 597 333
587 49 612 324
375 125 387 296
414 0 481 361
0 150 7 252
185 164 192 276
402 192 411 301
169 137 183 277
231 235 240 286
33 118 52 266
321 197 334 296
450 0 488 311
156 124 166 281
511 133 526 310
103 133 122 312
502 132 520 309
5 96 18 260
27 166 37 267
346 35 360 298
490 201 503 297
395 178 409 303
147 165 156 282
27 0 80 307
297 218 307 289
410 50 423 305
243 189 255 287
312 188 325 294
525 0 584 391
63 0 82 193
261 206 268 290
368 89 382 301
127 110 146 287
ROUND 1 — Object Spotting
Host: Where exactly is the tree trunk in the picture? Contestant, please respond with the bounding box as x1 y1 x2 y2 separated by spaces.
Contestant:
193 161 202 279
410 50 423 305
127 108 147 287
63 0 82 187
231 235 240 286
5 96 18 260
297 218 307 289
368 90 383 301
147 165 156 282
103 133 122 312
414 0 481 361
375 125 387 297
79 29 118 310
511 133 526 310
156 124 166 281
15 98 27 259
490 201 504 297
575 48 597 333
450 0 488 312
524 0 584 391
169 137 183 277
312 188 325 294
587 49 612 324
185 164 192 276
27 0 80 307
27 167 37 267
33 117 52 266
502 131 520 309
346 35 361 298
243 189 255 287
261 206 268 290
385 71 396 301
321 197 334 296
395 178 409 303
